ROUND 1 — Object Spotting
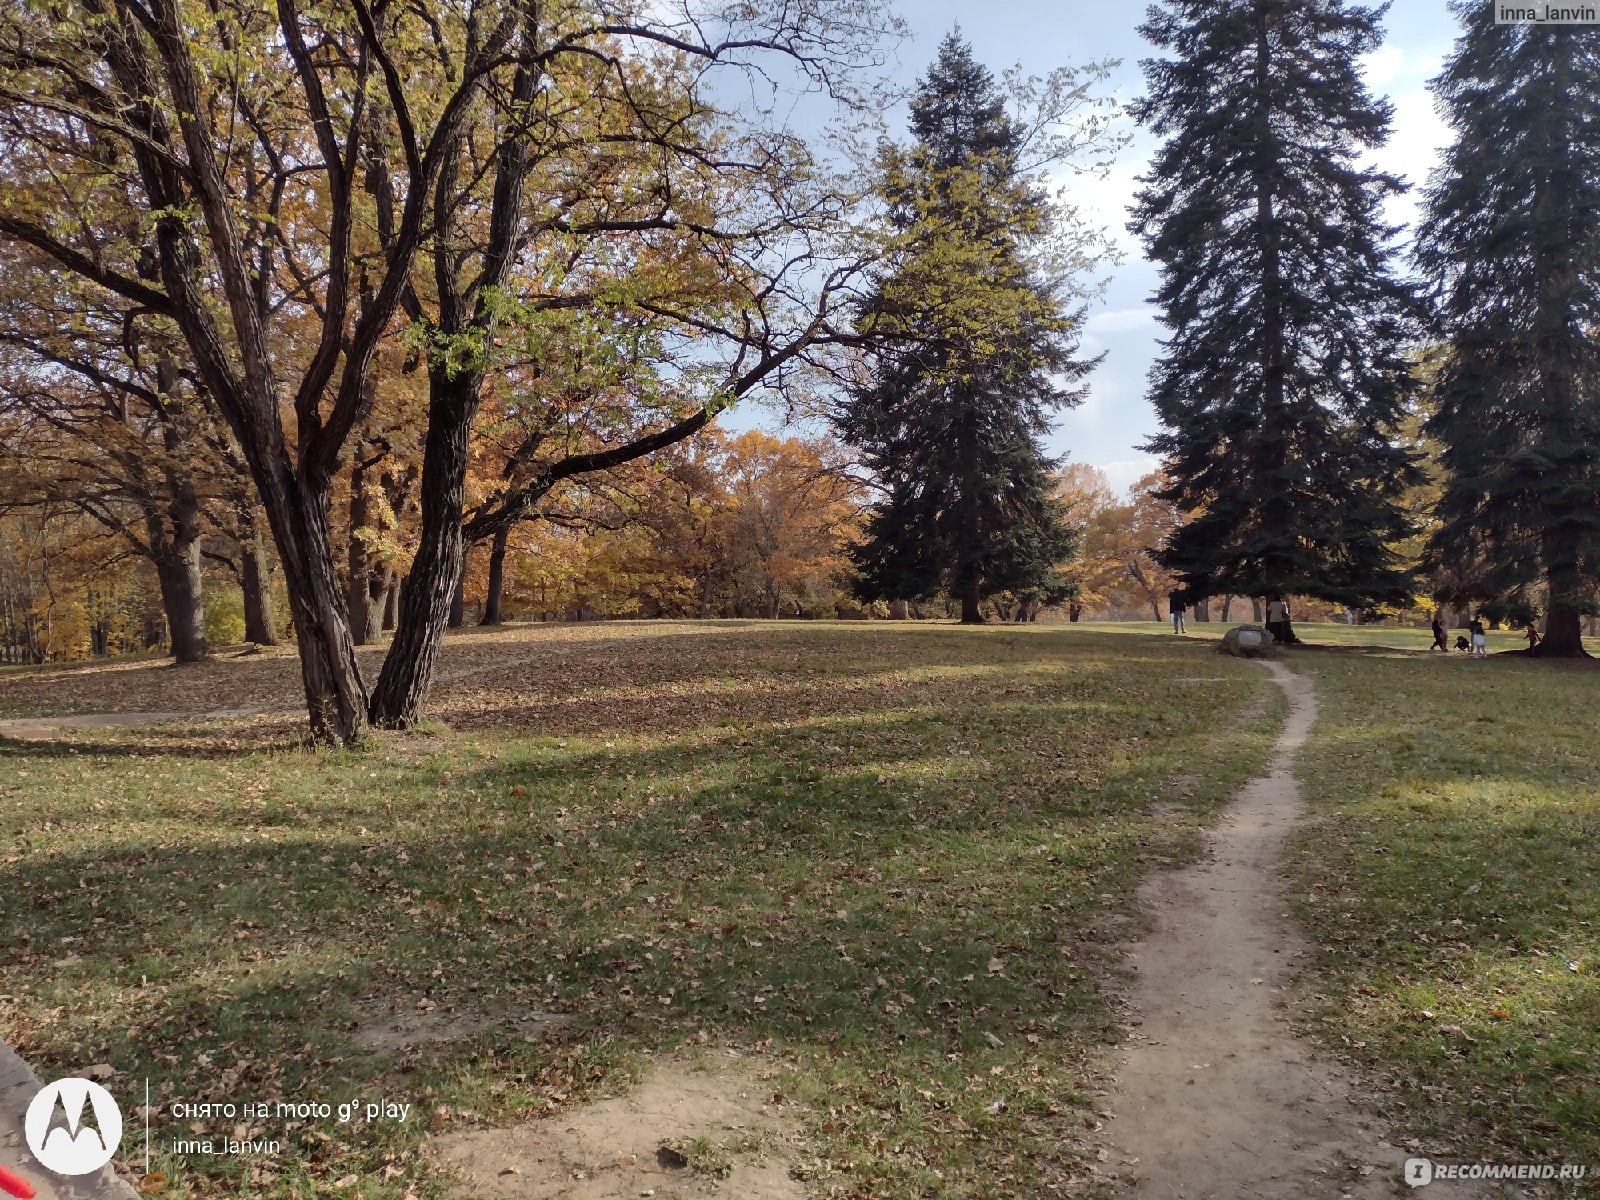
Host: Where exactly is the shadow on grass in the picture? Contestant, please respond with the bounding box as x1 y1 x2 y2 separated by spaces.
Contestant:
1 625 1275 1198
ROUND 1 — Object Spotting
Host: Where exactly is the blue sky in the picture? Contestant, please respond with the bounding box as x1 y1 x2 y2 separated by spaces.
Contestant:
733 1 1465 496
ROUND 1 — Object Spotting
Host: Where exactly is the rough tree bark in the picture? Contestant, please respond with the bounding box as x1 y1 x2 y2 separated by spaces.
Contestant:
371 369 478 725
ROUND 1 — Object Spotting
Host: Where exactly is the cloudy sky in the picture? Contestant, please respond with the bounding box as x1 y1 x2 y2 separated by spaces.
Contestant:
736 1 1465 496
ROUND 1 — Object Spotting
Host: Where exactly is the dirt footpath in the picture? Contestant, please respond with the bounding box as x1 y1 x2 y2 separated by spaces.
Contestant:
1096 660 1494 1200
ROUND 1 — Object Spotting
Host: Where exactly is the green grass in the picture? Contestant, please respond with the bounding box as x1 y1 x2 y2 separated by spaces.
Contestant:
1285 645 1600 1178
0 622 1279 1199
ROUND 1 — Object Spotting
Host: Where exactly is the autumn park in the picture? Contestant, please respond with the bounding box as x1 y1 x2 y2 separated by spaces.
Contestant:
1 1 1597 1198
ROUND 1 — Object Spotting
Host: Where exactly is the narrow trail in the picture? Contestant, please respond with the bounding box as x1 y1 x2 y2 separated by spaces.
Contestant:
1097 659 1488 1200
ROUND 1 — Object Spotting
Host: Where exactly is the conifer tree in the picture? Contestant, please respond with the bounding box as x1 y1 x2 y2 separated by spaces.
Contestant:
1416 4 1600 657
837 33 1111 623
1130 0 1418 609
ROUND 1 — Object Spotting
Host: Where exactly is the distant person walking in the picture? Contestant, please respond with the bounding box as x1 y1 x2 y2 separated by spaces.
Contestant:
1169 590 1187 634
1430 612 1448 652
1469 615 1488 657
1524 622 1541 654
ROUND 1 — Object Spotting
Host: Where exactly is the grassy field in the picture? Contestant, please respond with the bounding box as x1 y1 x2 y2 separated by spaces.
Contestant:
1285 644 1600 1178
0 621 1279 1199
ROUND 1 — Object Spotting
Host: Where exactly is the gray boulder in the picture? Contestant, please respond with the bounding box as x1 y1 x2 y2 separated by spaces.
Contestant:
1219 623 1278 658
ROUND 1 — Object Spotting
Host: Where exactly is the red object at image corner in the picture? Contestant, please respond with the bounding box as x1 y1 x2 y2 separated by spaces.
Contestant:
0 1164 36 1199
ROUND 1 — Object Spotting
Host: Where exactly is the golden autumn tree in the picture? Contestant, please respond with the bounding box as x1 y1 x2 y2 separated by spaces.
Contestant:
0 0 896 742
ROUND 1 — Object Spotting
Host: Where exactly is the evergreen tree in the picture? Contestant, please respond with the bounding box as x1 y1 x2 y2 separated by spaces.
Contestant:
837 33 1106 624
1416 5 1600 657
1130 0 1418 610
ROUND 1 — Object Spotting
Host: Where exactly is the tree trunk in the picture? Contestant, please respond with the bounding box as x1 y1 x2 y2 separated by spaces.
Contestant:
370 369 478 727
149 497 207 664
382 573 400 631
239 510 279 645
448 570 467 628
153 547 206 663
481 525 510 625
347 452 381 644
1542 595 1587 657
960 578 984 624
1250 596 1264 623
1068 602 1082 622
1220 594 1233 621
1192 596 1210 622
888 599 909 620
233 449 370 742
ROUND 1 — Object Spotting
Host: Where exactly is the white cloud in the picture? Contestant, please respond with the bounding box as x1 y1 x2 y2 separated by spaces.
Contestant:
1086 306 1160 335
1359 44 1407 89
1356 40 1454 235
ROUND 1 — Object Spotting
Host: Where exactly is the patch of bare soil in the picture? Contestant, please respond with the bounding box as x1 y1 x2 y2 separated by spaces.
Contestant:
429 1057 802 1200
350 998 564 1055
1094 661 1498 1200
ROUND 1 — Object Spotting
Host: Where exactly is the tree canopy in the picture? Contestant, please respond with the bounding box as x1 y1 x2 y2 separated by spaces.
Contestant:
1130 0 1419 609
836 32 1116 623
1416 3 1600 656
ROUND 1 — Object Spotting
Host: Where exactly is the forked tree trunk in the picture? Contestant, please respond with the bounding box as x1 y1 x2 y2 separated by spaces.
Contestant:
1250 596 1264 623
253 463 369 743
1192 596 1210 622
370 370 478 727
481 525 509 625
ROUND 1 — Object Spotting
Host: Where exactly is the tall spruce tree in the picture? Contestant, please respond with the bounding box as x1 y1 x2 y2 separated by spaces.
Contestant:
1416 5 1600 657
836 34 1104 624
1130 0 1418 609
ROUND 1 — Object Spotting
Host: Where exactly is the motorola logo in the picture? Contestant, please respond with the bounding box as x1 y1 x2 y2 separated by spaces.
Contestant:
23 1078 123 1176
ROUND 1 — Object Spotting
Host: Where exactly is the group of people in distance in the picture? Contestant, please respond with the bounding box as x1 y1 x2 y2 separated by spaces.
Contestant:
1163 594 1540 658
1431 611 1540 657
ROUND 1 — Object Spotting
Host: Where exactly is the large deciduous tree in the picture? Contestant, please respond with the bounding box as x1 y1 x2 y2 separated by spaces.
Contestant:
1130 0 1418 609
1416 5 1600 657
0 0 894 741
836 33 1116 623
